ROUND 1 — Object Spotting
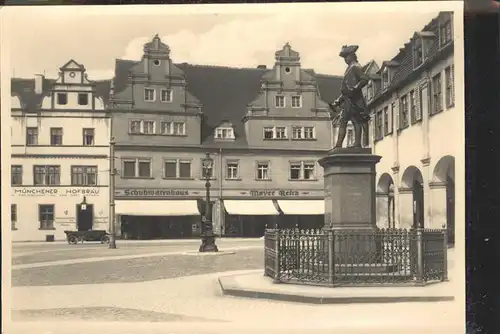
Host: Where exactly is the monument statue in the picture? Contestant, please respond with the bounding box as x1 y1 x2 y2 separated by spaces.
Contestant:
329 45 371 149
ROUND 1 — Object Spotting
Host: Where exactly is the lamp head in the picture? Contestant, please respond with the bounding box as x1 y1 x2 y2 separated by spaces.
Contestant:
202 153 213 178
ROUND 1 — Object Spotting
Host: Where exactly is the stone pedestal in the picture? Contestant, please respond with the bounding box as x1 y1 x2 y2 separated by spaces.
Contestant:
318 147 383 265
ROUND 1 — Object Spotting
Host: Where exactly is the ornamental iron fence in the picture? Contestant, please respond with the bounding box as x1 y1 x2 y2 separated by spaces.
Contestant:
264 227 448 287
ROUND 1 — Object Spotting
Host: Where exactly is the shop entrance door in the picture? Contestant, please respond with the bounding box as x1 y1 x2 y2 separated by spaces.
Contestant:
77 204 94 231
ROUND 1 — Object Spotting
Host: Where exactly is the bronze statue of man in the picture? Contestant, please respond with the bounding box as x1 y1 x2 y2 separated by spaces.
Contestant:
329 45 371 149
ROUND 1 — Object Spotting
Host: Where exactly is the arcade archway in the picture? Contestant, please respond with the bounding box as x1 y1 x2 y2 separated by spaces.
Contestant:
401 166 425 229
377 173 395 228
433 155 455 246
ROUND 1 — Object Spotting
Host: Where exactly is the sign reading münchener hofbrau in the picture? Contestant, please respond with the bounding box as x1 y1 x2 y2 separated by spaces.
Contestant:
13 187 100 196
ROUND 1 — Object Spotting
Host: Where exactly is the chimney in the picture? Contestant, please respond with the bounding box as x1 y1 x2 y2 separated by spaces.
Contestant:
257 65 267 69
34 74 44 95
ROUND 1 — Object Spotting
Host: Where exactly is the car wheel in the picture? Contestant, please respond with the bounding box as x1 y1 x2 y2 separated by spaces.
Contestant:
101 235 110 244
68 236 78 245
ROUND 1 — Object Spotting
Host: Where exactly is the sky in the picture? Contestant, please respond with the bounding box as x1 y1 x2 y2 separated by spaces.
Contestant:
1 2 461 80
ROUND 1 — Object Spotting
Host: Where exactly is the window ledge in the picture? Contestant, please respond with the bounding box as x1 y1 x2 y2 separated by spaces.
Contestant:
120 176 155 180
31 185 62 187
11 228 18 231
446 103 455 109
199 178 217 181
429 109 444 117
263 138 289 141
70 184 99 187
410 119 422 126
291 138 317 141
128 133 156 136
162 177 194 180
38 228 56 231
159 134 188 137
397 125 409 132
288 179 318 182
255 179 273 182
225 178 242 181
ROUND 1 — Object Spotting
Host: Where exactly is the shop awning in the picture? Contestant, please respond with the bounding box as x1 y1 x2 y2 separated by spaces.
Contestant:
223 200 279 215
115 200 200 216
277 200 324 215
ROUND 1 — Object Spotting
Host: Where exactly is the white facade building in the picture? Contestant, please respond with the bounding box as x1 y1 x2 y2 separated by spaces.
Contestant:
10 60 112 242
363 11 459 245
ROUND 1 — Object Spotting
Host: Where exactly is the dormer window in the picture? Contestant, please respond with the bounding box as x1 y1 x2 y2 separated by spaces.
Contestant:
275 95 285 108
366 82 373 100
382 69 390 89
291 95 302 108
78 93 88 106
413 38 423 67
144 88 155 102
215 127 235 140
161 89 172 103
57 93 67 105
440 20 452 46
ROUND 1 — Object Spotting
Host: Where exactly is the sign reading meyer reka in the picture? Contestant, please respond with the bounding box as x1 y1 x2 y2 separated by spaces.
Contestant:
249 189 300 197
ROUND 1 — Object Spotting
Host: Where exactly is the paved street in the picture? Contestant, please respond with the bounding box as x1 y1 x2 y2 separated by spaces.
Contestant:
8 239 462 333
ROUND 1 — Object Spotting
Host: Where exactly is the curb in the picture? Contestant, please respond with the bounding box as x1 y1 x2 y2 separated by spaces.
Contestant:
218 275 455 305
12 237 264 246
182 251 236 256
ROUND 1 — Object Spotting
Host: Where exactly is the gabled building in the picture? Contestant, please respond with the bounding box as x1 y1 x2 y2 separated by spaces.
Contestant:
10 60 112 241
110 36 343 239
362 11 457 245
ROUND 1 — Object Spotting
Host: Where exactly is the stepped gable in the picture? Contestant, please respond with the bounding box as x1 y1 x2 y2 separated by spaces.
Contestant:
112 60 342 148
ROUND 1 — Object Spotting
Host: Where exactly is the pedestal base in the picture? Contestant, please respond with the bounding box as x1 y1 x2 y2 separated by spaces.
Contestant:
199 232 219 252
318 147 382 230
331 229 383 265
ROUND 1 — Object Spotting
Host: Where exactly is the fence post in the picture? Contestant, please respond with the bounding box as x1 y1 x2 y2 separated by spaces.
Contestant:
273 229 280 283
328 229 334 286
263 228 268 277
415 227 424 285
442 224 449 282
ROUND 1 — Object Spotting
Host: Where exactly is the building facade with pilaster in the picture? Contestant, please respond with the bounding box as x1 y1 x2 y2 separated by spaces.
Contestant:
10 61 111 242
364 11 458 245
110 36 343 239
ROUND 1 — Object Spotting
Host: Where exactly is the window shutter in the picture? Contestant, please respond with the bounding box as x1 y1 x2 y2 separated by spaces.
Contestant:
388 106 392 134
415 89 421 121
428 82 433 116
451 64 455 106
397 99 402 130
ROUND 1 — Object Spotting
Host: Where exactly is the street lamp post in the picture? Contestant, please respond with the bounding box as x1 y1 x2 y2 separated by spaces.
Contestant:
109 136 117 249
199 153 219 253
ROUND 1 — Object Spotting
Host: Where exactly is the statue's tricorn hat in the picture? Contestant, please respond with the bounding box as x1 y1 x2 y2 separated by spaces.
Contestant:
339 45 359 58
